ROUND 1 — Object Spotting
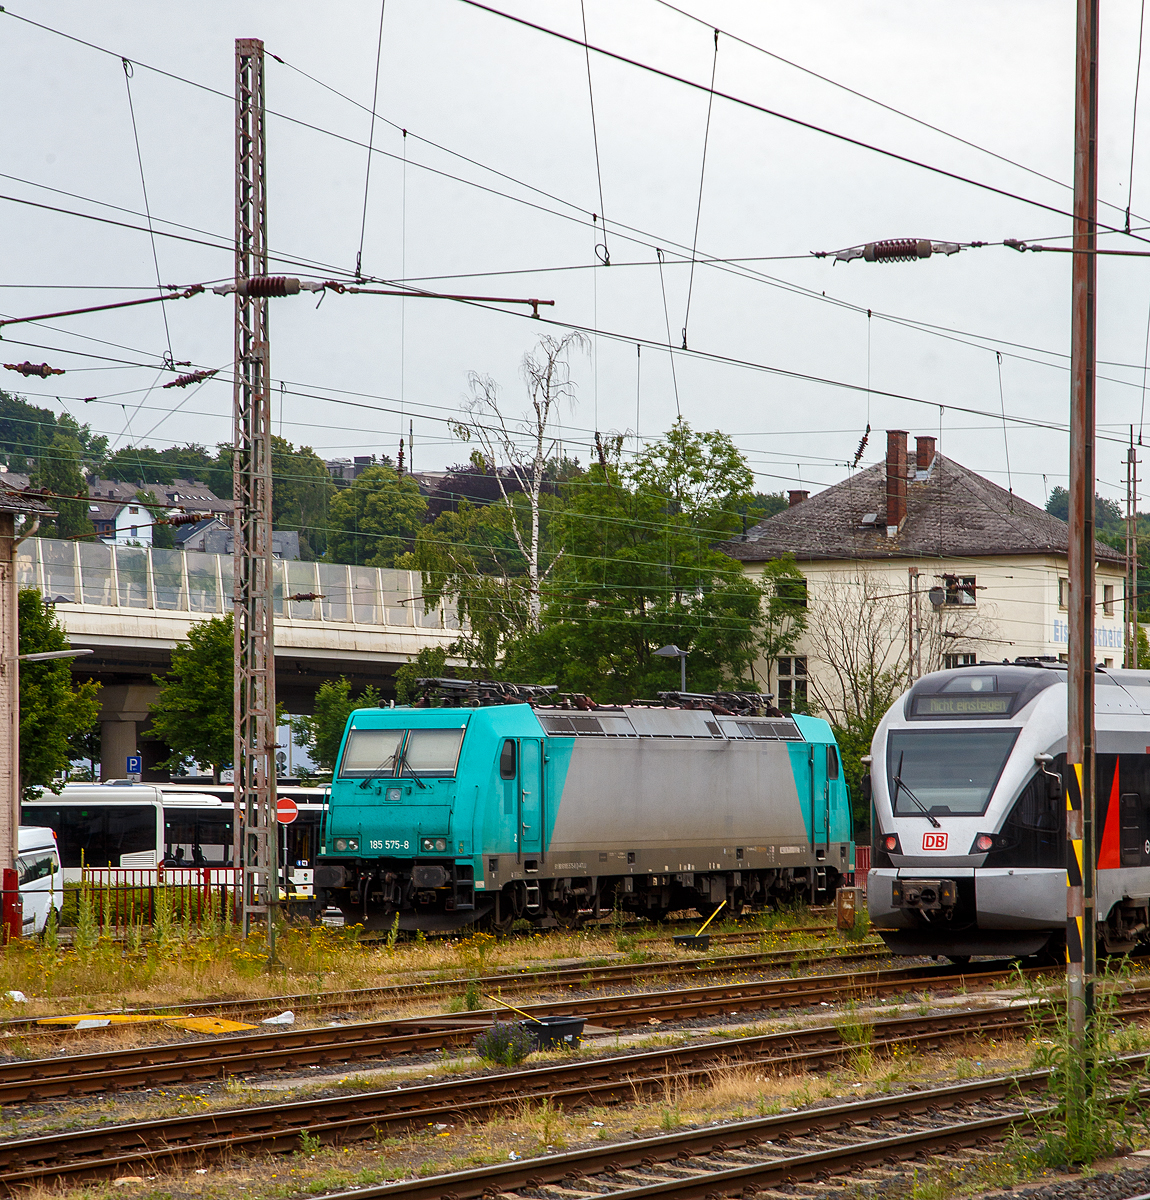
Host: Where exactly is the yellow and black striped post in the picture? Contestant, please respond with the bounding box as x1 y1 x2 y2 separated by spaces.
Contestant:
1066 0 1098 1039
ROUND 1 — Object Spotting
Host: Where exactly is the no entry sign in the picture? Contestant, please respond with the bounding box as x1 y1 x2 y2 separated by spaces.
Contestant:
276 796 298 825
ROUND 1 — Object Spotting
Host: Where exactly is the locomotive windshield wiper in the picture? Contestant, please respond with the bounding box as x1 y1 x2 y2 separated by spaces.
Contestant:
397 745 427 789
358 749 401 790
892 751 941 829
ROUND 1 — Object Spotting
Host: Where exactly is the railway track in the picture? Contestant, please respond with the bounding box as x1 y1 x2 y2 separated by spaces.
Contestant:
0 999 1133 1192
0 939 888 1038
0 960 1028 1104
322 1072 1073 1200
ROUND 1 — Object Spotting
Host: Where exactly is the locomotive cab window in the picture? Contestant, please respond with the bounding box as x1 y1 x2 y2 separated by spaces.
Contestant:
499 739 517 779
339 728 404 778
403 728 465 776
826 745 840 780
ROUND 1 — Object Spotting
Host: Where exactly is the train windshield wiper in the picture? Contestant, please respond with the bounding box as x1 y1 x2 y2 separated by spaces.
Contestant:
358 748 401 790
397 745 427 789
892 750 941 829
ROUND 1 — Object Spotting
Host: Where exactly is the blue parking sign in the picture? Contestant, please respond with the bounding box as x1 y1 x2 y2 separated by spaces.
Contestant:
126 755 142 775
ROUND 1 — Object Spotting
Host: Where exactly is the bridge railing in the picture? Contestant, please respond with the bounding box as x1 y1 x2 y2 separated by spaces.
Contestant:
17 537 460 630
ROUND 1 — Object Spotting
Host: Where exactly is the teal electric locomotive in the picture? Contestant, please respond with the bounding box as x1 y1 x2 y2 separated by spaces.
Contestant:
314 683 854 930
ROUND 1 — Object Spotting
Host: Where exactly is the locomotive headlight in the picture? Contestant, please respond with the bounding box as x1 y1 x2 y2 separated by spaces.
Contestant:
970 833 1007 853
882 833 902 854
974 834 994 852
334 838 359 852
421 837 448 852
386 788 401 802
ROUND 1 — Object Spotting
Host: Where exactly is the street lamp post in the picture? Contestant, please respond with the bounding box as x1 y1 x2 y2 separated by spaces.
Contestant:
654 644 688 692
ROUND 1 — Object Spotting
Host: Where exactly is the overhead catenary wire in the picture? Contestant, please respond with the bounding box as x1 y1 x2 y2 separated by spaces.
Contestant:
450 0 1150 239
1130 0 1148 233
355 0 388 279
120 57 173 368
995 351 1013 509
655 249 681 419
579 0 610 266
682 27 719 351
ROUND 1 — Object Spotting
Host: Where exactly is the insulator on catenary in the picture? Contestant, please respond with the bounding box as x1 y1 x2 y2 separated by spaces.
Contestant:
163 368 219 390
4 361 64 378
287 592 324 602
863 238 932 263
160 512 205 526
238 276 301 297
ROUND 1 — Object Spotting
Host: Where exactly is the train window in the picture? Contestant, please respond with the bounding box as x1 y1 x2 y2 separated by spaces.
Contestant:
403 728 465 776
339 728 404 778
826 745 840 780
887 729 1018 816
499 739 516 779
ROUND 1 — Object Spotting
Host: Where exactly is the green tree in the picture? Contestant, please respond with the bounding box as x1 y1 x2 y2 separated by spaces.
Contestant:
326 465 426 567
394 646 449 704
289 677 383 774
66 718 102 782
506 420 772 701
408 498 533 674
148 614 242 780
31 432 94 539
105 442 215 486
18 589 101 799
210 437 336 559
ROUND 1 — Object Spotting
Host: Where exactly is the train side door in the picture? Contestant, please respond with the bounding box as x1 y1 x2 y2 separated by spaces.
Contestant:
518 739 544 856
810 744 828 856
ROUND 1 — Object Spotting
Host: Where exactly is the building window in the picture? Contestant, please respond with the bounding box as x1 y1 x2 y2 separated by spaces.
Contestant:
776 576 808 609
1059 578 1069 609
942 575 977 606
943 653 978 669
776 656 807 711
1104 584 1115 616
129 526 138 537
128 506 139 515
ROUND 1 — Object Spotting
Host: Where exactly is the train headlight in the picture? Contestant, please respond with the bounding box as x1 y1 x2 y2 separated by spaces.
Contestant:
333 838 359 852
970 833 1007 853
421 838 448 852
881 833 902 854
386 788 401 802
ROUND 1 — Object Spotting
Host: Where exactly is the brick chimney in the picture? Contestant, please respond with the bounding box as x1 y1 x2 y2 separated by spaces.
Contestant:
787 489 809 507
886 429 908 531
915 435 936 472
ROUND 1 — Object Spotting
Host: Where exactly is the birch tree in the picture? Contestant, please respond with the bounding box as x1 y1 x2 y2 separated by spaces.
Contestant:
451 332 587 630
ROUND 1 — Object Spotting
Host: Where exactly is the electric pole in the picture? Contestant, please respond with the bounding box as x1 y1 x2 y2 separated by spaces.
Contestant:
1127 428 1140 668
232 37 278 953
1067 0 1099 1036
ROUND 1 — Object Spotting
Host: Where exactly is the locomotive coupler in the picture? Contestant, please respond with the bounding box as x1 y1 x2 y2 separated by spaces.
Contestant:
891 878 957 912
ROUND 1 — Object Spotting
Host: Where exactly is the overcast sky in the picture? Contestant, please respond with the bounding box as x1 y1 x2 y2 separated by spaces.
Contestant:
2 1 1149 511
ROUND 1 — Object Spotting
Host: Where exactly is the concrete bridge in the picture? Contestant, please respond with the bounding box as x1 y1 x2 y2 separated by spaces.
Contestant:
18 537 464 780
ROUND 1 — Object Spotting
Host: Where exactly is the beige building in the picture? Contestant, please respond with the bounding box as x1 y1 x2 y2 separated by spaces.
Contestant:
723 430 1126 722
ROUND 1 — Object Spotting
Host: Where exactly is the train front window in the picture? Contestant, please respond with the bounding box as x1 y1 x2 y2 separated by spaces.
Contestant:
886 729 1018 816
403 728 465 776
339 729 404 778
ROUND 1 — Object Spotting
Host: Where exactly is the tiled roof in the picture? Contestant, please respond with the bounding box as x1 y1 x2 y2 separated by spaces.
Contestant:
721 452 1124 564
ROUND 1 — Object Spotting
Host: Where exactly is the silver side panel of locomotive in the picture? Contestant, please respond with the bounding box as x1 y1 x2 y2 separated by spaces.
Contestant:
870 668 1150 957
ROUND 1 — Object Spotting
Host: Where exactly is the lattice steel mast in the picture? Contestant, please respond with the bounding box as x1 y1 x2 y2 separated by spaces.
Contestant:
232 37 278 947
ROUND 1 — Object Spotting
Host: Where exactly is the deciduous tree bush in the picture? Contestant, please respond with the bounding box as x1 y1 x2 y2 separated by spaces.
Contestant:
325 465 426 567
19 589 101 798
290 677 383 774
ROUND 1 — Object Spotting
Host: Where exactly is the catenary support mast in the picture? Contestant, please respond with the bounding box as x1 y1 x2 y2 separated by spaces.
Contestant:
1067 0 1099 1035
232 37 278 948
1127 429 1140 669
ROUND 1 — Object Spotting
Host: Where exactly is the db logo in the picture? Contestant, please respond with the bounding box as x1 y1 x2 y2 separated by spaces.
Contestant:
922 831 948 851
